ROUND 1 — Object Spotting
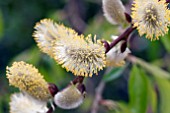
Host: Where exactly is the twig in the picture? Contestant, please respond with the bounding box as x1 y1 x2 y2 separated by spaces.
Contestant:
166 0 170 3
91 68 114 113
105 26 136 53
91 81 105 113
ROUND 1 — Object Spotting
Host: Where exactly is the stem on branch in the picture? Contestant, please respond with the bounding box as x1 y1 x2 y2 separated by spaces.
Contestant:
105 26 136 53
166 0 170 3
91 81 105 113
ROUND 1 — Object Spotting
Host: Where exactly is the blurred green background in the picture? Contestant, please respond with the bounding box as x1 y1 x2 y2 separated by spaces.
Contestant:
0 0 170 113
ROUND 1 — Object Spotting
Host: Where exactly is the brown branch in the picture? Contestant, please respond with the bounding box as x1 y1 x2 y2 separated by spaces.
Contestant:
90 68 114 113
105 26 136 53
91 81 105 113
166 0 170 3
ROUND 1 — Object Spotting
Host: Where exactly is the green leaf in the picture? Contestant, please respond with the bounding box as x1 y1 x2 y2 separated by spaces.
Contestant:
129 65 149 113
103 66 126 82
128 56 170 113
129 55 170 79
154 76 170 113
161 30 170 52
147 78 157 113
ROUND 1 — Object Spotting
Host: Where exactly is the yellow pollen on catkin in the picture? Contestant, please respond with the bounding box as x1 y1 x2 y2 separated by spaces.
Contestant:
53 33 106 77
131 0 170 41
33 19 106 77
33 19 77 57
6 61 51 101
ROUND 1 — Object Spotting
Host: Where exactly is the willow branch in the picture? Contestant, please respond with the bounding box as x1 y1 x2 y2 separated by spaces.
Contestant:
105 26 136 53
91 67 116 113
166 0 170 3
91 81 105 113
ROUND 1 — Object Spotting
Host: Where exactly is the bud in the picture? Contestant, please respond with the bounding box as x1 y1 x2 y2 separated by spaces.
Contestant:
103 0 127 25
54 83 86 109
9 92 48 113
6 61 51 101
106 36 131 67
48 83 59 97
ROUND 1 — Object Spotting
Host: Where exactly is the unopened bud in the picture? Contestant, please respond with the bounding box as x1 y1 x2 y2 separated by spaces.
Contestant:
120 41 127 53
48 83 58 97
54 83 86 109
106 36 131 67
124 12 132 23
103 0 127 25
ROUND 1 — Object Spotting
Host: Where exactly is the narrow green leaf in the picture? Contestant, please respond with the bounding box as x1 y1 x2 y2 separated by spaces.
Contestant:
128 55 170 113
161 31 170 52
103 66 125 82
128 55 170 79
154 76 170 113
129 65 149 113
147 78 157 113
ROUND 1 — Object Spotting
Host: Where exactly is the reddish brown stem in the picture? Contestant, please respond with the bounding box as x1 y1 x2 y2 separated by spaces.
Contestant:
105 26 135 53
166 0 170 3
